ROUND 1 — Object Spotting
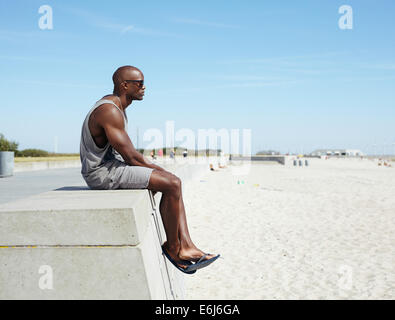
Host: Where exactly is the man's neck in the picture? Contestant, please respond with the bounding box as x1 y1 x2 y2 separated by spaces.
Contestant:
113 91 132 111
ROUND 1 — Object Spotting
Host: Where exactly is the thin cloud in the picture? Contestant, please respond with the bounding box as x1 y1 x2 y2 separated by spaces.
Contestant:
0 29 80 42
218 51 348 64
172 18 242 29
152 80 299 94
340 75 395 82
362 63 395 71
0 55 76 64
213 75 294 81
0 30 43 39
216 52 351 76
215 80 300 88
93 21 180 37
63 6 181 38
7 79 108 90
121 25 181 38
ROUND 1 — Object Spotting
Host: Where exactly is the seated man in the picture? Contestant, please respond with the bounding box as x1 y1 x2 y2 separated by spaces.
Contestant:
79 66 219 273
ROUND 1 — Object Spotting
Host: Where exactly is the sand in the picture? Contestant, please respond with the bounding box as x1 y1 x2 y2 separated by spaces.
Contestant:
182 157 395 299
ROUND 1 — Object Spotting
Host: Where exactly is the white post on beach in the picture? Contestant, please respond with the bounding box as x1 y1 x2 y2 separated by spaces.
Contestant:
136 127 139 150
54 136 58 153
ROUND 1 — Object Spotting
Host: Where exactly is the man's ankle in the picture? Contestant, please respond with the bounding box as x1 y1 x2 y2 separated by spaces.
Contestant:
164 241 180 253
180 239 195 250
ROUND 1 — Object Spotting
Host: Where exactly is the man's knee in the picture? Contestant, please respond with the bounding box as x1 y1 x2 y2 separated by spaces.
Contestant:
166 174 181 195
149 170 181 194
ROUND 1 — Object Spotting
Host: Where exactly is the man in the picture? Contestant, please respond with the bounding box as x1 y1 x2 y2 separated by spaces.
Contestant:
170 149 175 160
80 66 219 273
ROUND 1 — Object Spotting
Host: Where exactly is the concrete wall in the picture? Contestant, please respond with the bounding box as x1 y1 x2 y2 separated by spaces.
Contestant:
230 155 290 165
13 155 220 173
0 163 208 300
14 160 81 173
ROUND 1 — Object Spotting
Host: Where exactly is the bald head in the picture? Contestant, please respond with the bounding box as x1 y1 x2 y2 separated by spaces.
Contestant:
112 65 145 102
112 65 143 89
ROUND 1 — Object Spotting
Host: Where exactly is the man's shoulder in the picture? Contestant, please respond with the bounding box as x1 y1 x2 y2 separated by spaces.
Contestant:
93 101 124 127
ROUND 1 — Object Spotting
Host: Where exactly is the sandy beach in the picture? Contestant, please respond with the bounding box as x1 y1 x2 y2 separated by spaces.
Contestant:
182 158 395 299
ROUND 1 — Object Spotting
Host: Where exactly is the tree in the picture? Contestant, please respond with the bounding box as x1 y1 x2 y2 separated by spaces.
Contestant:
0 133 19 152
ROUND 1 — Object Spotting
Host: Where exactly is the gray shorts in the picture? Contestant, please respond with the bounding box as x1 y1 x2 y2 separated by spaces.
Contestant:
109 161 154 190
85 160 154 190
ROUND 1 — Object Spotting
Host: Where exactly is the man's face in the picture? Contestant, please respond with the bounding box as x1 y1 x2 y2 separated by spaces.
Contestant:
124 71 145 101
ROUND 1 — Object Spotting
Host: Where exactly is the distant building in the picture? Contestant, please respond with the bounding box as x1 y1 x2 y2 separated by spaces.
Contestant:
310 149 364 157
256 150 280 156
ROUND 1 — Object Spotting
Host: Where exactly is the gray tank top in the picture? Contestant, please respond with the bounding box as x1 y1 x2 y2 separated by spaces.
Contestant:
79 99 128 188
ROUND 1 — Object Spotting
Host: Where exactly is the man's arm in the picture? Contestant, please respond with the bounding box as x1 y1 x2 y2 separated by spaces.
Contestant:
98 104 164 171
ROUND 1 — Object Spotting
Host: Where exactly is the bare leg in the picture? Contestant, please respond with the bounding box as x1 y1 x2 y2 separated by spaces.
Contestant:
176 188 213 261
158 188 181 251
148 170 215 266
178 193 193 248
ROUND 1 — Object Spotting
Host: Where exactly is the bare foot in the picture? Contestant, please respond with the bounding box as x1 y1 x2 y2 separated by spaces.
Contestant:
178 246 217 263
162 242 190 269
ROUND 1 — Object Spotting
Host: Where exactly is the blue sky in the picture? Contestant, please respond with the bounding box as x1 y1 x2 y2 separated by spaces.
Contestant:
0 0 394 155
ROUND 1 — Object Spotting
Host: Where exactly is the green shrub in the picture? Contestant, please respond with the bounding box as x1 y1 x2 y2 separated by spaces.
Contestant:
47 153 79 157
16 149 49 157
0 133 19 152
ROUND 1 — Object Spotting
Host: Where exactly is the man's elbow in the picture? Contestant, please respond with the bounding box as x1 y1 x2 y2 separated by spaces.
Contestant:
123 155 139 166
123 151 143 166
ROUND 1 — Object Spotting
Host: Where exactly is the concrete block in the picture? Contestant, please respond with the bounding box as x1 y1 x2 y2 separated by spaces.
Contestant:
0 189 183 299
0 228 165 299
0 190 151 246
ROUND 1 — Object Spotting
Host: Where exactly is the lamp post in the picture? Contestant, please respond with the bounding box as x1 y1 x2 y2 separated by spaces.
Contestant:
372 144 377 157
136 127 139 150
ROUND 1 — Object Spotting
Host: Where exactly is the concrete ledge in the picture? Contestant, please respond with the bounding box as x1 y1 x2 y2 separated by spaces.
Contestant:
0 188 178 299
0 189 188 299
0 189 151 246
14 160 81 173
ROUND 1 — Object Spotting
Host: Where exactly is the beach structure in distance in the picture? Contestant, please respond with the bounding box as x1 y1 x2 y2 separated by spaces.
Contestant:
310 149 364 157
